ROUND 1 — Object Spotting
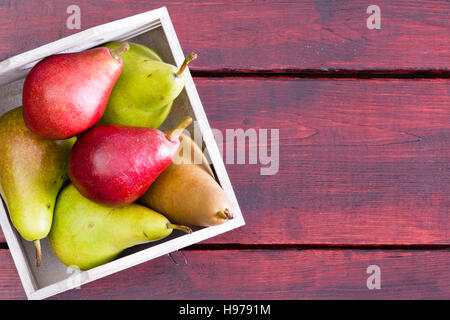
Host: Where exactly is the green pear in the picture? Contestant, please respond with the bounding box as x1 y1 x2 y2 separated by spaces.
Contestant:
99 41 196 128
0 107 74 266
48 184 191 270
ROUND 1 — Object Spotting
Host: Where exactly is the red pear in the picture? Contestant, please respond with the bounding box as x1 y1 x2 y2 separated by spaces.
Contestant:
68 116 192 207
22 43 130 140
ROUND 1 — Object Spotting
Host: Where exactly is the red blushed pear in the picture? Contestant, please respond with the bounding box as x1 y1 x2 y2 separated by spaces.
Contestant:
68 116 192 207
22 43 130 140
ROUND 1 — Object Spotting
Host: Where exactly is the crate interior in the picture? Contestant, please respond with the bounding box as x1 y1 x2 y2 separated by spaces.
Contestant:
0 24 206 291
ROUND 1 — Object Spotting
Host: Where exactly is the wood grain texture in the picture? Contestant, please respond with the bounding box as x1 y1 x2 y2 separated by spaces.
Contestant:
193 78 450 245
1 249 448 300
0 0 449 71
0 78 449 245
0 249 25 300
0 1 448 300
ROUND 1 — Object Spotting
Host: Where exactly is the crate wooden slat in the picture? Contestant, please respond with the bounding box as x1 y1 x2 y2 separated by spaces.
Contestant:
0 0 449 71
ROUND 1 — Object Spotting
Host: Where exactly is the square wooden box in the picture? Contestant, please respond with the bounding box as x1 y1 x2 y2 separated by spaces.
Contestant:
0 7 245 300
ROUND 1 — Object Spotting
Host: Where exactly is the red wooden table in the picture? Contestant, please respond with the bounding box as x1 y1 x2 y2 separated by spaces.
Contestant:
0 0 449 299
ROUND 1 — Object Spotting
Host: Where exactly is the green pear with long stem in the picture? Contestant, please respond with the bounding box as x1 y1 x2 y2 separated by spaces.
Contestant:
0 107 74 267
99 41 197 128
48 184 192 270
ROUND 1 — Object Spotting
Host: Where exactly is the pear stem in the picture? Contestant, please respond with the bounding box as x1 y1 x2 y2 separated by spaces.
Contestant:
224 208 233 219
34 240 41 267
217 208 233 220
110 42 130 60
167 223 192 234
167 116 193 141
175 53 198 77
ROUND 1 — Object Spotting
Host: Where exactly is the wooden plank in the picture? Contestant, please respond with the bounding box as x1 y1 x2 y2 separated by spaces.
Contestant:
0 0 449 71
195 78 450 245
1 248 448 300
0 78 449 245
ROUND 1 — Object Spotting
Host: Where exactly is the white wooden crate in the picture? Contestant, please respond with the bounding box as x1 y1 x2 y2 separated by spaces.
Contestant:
0 7 245 300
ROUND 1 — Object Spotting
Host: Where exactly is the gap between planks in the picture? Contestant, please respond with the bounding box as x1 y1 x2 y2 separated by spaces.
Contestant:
191 69 450 79
1 242 449 251
186 243 450 251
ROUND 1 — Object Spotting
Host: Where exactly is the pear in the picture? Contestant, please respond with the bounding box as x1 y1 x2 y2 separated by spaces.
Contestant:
0 107 75 266
48 184 191 270
172 133 214 177
68 116 192 207
100 41 196 128
99 41 173 128
140 136 233 227
22 43 129 140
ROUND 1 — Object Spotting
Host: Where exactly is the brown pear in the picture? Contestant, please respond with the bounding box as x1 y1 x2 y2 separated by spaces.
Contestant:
172 133 214 177
139 135 232 227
